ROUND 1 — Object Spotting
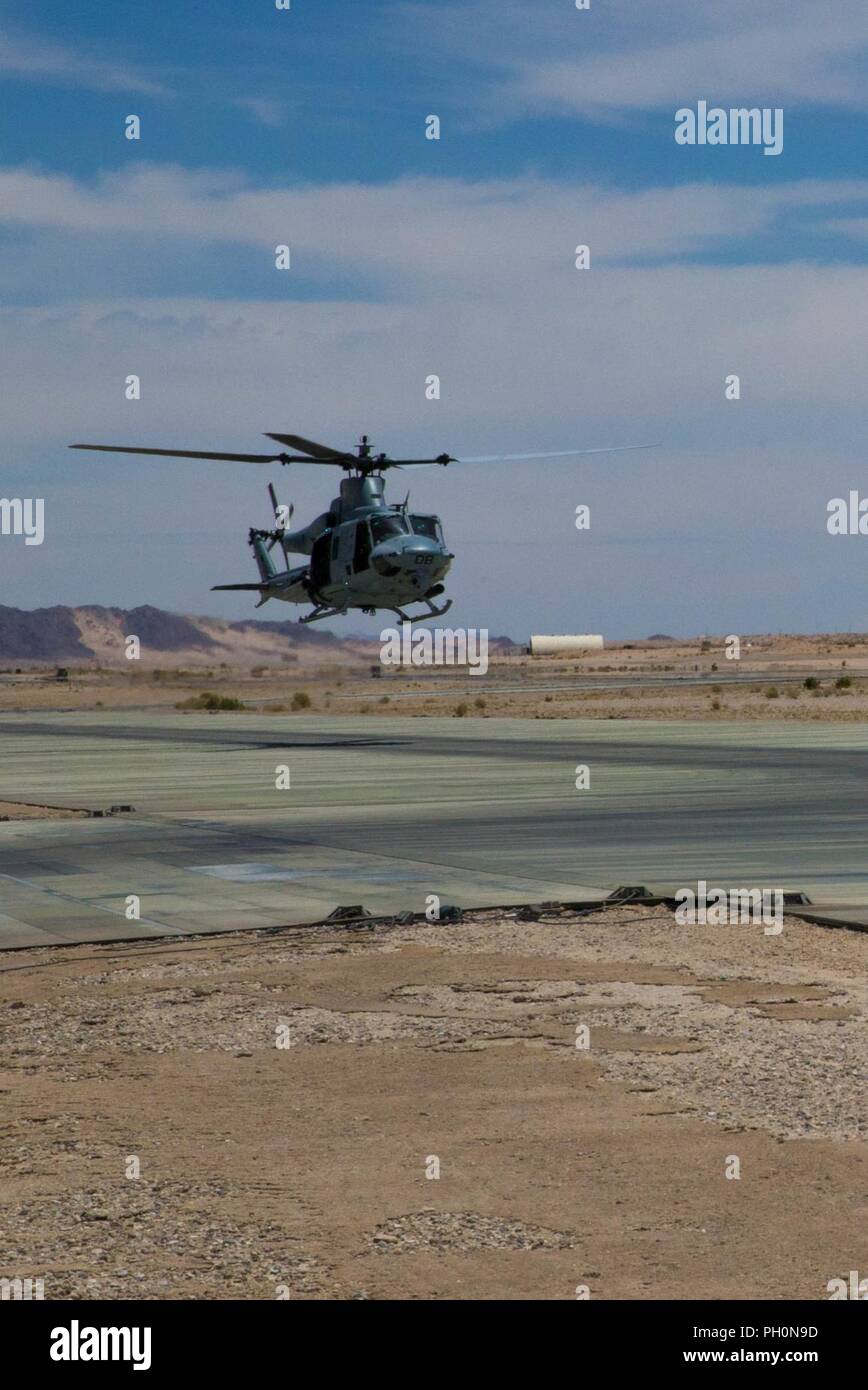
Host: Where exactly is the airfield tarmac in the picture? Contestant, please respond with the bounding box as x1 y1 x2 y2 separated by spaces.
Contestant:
1 712 868 948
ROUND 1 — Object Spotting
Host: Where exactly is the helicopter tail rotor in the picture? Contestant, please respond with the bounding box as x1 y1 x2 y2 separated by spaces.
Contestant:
266 483 293 551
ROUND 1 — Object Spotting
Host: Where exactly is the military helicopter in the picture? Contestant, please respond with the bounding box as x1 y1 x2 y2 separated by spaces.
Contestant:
70 431 654 624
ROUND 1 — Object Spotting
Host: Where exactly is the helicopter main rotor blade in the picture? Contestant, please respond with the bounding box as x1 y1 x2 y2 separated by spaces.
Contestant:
70 439 658 469
265 433 355 462
386 457 452 468
453 444 659 463
70 444 287 464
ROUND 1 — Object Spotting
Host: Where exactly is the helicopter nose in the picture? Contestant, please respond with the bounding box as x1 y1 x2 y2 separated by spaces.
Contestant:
372 537 452 580
431 548 453 579
407 542 452 581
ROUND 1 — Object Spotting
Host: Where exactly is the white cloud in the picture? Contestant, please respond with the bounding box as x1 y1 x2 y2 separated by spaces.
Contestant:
1 168 867 451
1 163 867 294
0 27 166 95
232 96 286 128
515 21 868 115
397 0 868 119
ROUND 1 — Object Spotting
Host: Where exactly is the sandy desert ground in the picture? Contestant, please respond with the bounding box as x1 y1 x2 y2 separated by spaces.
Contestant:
1 903 864 1300
4 632 868 723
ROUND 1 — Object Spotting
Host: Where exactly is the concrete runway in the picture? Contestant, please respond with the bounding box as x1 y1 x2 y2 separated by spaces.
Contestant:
368 668 831 700
1 712 867 947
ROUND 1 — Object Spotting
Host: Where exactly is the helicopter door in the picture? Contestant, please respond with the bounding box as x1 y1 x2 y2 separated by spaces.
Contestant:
352 519 372 573
310 531 332 591
333 524 353 578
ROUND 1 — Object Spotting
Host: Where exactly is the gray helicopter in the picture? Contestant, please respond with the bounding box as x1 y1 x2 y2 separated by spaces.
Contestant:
70 431 654 624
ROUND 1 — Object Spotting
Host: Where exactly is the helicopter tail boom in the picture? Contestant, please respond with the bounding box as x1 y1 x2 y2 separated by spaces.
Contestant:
246 528 276 582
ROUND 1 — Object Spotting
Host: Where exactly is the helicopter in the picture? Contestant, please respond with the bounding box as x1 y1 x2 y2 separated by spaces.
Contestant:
70 431 655 624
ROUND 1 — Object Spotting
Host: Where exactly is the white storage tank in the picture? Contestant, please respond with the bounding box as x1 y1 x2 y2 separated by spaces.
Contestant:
529 634 604 656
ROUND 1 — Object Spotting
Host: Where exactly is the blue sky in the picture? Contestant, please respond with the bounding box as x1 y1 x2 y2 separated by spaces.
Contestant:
3 0 868 638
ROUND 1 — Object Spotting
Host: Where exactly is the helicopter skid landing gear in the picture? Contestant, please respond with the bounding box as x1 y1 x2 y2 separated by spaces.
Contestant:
299 605 348 625
386 597 453 623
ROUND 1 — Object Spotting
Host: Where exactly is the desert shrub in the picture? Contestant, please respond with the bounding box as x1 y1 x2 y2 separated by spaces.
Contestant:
176 692 245 711
291 691 311 710
804 676 820 690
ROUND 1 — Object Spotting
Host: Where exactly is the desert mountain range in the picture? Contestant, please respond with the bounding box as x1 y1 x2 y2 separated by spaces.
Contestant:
0 604 364 667
0 605 516 668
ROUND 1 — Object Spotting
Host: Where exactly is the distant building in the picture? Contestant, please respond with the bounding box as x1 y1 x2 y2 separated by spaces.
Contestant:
529 635 604 656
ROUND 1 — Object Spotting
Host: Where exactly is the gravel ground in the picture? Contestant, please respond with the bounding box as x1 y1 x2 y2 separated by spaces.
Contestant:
0 905 864 1299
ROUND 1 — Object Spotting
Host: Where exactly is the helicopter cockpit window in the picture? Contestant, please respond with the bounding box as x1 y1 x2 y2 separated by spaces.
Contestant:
369 515 409 544
409 514 441 541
